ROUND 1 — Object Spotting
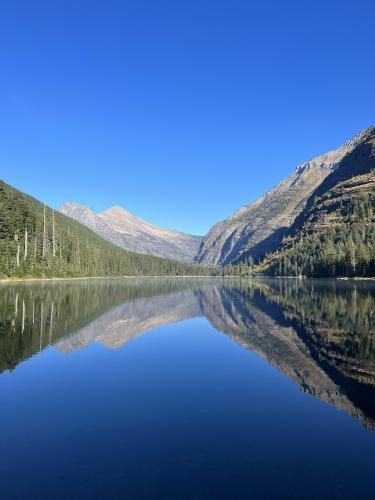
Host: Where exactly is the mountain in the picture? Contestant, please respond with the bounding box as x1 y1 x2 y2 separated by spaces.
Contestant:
258 125 375 277
0 180 213 278
60 202 202 262
195 126 374 266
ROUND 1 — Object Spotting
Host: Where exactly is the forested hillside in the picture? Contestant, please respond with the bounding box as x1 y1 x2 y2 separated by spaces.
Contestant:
257 172 375 277
254 126 375 278
0 181 215 278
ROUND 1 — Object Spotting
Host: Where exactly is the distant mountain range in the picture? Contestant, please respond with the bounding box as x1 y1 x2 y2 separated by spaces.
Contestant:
195 125 375 268
60 202 202 262
2 124 375 278
0 181 213 279
57 124 375 276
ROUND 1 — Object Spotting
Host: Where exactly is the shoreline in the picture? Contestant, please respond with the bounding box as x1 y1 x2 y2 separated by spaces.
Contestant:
0 275 228 283
2 275 375 284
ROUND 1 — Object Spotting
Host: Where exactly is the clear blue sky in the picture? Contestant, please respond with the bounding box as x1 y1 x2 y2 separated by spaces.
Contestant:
1 0 374 235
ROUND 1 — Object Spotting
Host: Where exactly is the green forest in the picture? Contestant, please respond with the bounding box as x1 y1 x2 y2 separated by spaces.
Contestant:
0 180 218 278
258 188 375 278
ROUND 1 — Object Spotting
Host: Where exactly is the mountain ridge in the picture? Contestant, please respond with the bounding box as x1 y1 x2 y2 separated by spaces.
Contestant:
195 125 375 266
60 201 202 262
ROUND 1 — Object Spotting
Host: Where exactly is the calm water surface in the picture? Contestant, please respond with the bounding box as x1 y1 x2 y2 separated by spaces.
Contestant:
1 278 375 499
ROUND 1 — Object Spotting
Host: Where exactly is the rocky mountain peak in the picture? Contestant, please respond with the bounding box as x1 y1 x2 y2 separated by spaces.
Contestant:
59 201 98 223
295 125 375 174
101 205 134 218
341 124 375 148
60 201 202 262
60 201 91 212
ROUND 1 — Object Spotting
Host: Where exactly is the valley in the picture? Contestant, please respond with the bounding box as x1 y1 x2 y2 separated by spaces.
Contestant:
1 125 375 279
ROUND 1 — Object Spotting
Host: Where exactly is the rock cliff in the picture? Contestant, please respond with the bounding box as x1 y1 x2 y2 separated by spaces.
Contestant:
195 126 375 265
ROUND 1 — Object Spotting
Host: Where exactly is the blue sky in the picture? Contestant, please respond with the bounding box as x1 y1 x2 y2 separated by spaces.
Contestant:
1 0 374 235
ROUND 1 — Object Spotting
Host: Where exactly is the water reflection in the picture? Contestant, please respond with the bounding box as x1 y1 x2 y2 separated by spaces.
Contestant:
1 277 375 430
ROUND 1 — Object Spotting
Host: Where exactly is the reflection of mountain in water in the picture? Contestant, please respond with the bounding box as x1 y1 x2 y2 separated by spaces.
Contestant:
0 279 211 371
58 289 202 352
200 286 356 413
199 283 375 431
1 278 375 430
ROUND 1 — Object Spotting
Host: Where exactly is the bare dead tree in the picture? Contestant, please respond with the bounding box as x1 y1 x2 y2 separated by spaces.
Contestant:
52 209 56 257
24 227 28 260
15 231 20 267
43 204 46 256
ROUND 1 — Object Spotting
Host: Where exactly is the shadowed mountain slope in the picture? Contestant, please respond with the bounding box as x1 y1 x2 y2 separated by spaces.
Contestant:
195 126 374 266
258 126 375 276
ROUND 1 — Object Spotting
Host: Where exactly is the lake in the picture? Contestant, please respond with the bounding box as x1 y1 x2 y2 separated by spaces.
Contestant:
1 277 375 499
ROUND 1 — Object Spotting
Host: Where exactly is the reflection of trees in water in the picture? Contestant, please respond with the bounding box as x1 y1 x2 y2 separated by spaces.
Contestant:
0 278 217 373
255 280 375 381
199 279 375 431
2 277 375 430
2 277 375 380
